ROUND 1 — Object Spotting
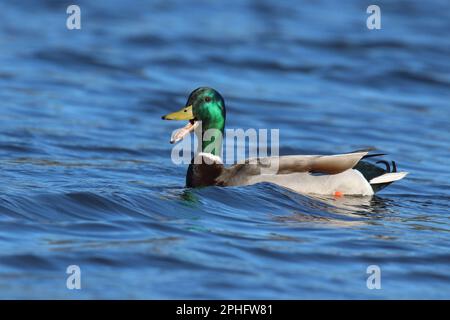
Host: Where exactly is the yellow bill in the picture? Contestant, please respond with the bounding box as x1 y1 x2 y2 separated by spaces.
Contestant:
162 105 198 144
161 105 193 120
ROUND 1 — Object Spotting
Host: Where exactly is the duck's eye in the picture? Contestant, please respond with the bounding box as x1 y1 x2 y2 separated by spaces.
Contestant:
204 97 211 102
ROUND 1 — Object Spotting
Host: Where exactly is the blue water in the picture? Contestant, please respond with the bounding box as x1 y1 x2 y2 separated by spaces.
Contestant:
0 0 449 299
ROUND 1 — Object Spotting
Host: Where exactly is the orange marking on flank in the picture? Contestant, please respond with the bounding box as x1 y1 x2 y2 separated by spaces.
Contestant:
334 191 344 197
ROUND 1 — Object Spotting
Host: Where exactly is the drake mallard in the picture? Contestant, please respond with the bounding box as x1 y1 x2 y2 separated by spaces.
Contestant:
162 87 408 196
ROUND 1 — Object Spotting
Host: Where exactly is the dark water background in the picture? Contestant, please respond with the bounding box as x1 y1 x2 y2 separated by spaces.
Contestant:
0 0 449 299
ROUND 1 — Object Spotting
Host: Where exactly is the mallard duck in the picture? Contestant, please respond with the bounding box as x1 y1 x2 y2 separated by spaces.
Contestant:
162 87 408 196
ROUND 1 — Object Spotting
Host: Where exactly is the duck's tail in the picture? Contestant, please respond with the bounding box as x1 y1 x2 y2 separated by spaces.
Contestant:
369 171 408 192
353 153 408 193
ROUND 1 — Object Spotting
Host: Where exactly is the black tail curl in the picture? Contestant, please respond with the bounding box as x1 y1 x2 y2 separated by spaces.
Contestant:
375 160 397 173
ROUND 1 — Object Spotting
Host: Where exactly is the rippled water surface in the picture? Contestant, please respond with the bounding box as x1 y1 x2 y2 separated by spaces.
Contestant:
0 0 449 299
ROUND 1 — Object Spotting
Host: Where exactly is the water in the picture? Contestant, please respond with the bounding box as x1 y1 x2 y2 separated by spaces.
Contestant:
0 0 449 299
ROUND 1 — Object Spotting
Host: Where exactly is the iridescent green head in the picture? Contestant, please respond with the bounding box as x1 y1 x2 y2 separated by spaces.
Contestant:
162 87 226 155
187 87 226 133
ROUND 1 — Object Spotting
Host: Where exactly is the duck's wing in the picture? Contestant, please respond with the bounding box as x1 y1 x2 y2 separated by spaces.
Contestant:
273 151 368 174
217 151 368 186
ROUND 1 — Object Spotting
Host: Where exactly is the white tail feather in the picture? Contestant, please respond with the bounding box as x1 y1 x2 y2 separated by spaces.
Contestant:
370 172 409 184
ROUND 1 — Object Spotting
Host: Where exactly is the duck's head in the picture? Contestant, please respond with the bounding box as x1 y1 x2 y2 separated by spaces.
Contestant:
162 87 226 145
